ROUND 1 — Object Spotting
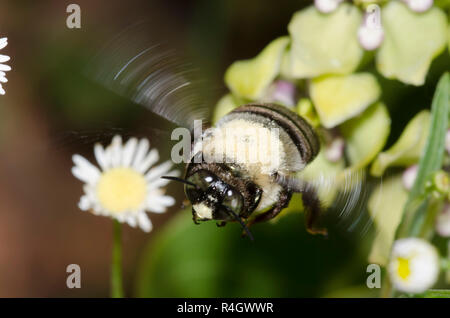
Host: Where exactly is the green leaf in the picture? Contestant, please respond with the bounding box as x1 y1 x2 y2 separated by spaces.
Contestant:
224 37 290 100
368 175 408 266
371 110 431 177
340 102 391 170
377 2 448 86
310 73 381 128
396 72 450 238
418 289 450 298
287 4 363 78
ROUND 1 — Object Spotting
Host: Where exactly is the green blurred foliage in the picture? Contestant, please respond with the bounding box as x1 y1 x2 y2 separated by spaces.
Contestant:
135 209 372 297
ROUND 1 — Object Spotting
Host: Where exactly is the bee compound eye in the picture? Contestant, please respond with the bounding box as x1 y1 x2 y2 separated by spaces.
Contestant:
222 188 243 214
186 170 215 191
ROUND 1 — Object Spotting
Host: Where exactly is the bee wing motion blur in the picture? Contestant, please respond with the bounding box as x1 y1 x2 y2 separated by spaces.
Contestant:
89 26 376 239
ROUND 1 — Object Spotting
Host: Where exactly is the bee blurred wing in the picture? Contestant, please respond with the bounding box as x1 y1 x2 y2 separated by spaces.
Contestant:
276 168 377 236
86 24 214 130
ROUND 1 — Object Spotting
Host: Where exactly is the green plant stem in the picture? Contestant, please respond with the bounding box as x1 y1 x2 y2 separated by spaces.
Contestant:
418 197 442 239
111 219 124 298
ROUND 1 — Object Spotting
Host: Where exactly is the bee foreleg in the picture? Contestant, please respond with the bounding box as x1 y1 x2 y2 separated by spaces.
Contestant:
192 208 200 225
301 187 328 236
244 189 292 231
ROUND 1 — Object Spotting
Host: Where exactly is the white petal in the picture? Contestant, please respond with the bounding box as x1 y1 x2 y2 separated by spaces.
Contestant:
94 143 108 170
72 166 98 184
0 38 7 50
145 199 167 213
126 214 138 227
154 195 175 207
110 135 123 167
132 138 149 170
0 75 7 83
122 137 138 167
0 85 4 95
72 154 101 183
146 194 175 213
78 195 91 211
136 149 159 173
145 161 173 181
0 64 11 72
138 213 153 232
0 55 10 63
147 170 180 190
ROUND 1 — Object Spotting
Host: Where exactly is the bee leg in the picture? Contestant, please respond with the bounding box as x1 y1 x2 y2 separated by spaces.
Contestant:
301 187 328 236
216 221 227 227
243 190 292 236
192 209 200 225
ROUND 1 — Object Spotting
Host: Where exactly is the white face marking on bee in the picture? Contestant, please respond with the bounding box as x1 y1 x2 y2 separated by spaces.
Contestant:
193 203 213 219
207 194 218 202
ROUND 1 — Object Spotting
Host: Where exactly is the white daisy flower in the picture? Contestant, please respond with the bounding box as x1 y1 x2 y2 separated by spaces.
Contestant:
314 0 343 14
72 135 179 232
0 37 11 95
388 238 440 294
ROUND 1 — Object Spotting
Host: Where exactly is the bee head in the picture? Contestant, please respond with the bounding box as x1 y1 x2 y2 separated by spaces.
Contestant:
185 170 245 222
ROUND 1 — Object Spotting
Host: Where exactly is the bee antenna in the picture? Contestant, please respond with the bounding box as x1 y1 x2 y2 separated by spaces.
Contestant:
161 176 198 188
225 208 254 241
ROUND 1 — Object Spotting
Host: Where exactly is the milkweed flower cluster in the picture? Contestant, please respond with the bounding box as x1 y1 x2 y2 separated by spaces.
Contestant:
213 0 449 296
0 37 11 95
72 135 178 232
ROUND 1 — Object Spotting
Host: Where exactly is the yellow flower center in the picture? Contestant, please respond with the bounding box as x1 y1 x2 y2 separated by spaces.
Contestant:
96 168 147 214
397 257 411 281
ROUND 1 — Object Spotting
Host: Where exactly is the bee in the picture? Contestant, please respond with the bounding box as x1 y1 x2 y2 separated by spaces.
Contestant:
91 28 367 239
162 102 326 239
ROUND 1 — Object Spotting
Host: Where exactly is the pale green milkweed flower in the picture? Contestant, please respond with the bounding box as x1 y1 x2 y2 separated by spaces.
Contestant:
224 36 290 101
368 111 430 264
376 1 447 86
72 135 179 232
0 37 11 95
388 238 440 294
287 4 363 78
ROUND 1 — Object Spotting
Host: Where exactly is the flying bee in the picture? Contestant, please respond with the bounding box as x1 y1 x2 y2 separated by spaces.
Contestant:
162 102 325 239
89 26 371 239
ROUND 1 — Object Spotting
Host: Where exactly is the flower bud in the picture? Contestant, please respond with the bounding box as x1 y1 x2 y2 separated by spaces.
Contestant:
436 203 450 237
314 0 343 14
402 0 434 13
358 4 384 51
402 164 418 190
